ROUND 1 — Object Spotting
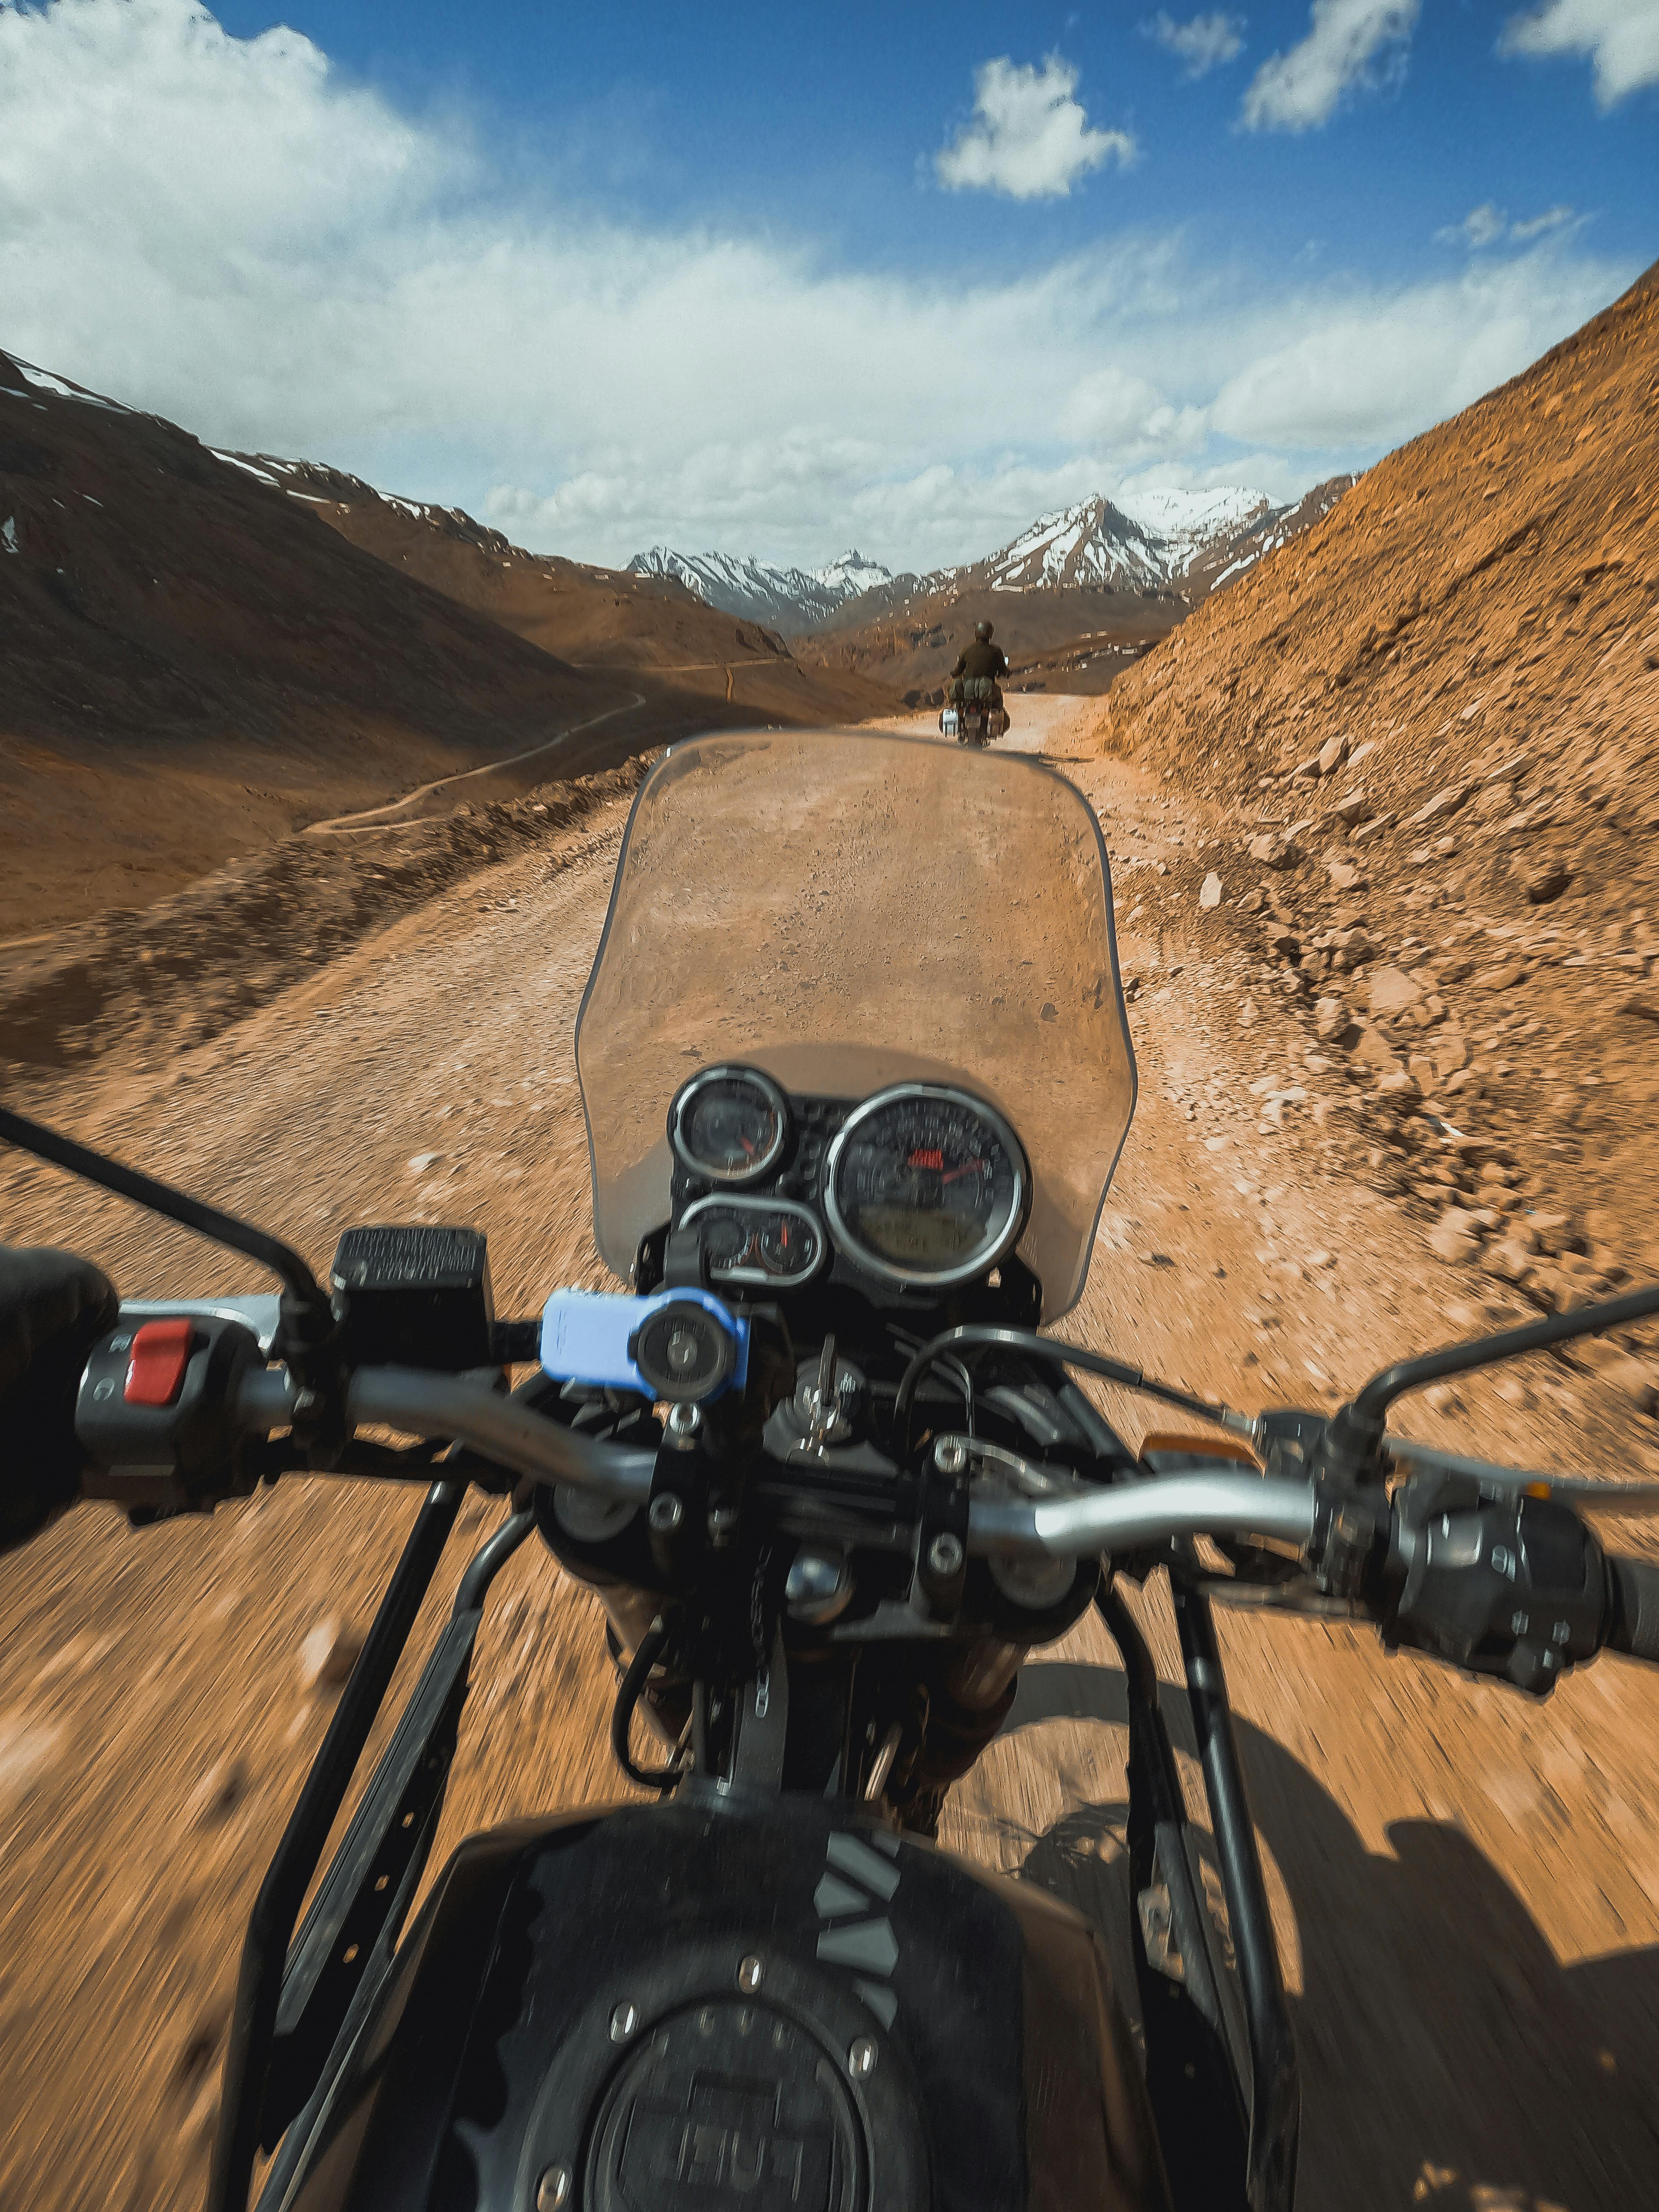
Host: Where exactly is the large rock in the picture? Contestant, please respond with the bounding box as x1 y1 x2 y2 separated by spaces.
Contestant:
1524 861 1573 904
1437 1206 1483 1238
1432 1030 1471 1077
1317 734 1348 776
1484 1236 1539 1284
1350 1024 1401 1073
1248 831 1302 870
1430 1222 1481 1265
1408 783 1473 827
300 1617 364 1694
1314 994 1350 1041
1407 1052 1440 1093
1600 1357 1659 1415
1368 966 1424 1019
1474 960 1527 992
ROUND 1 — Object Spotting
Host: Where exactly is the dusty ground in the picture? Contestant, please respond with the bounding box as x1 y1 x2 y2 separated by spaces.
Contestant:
3 696 1659 2211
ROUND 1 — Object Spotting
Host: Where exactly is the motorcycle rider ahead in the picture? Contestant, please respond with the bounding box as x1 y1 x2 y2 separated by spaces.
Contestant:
948 617 1008 711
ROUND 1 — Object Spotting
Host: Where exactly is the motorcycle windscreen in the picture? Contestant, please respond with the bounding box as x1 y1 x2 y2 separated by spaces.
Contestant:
575 728 1137 1320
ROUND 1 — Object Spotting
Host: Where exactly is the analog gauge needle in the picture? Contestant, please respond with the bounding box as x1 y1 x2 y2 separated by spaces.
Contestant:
943 1159 986 1184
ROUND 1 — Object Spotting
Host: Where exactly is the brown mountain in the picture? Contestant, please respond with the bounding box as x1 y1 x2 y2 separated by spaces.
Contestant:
235 453 893 726
1094 260 1659 1283
0 355 893 943
793 476 1356 703
793 582 1185 703
0 354 649 938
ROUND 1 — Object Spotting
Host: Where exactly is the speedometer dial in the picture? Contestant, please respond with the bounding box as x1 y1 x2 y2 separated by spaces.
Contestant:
824 1085 1028 1288
668 1065 789 1185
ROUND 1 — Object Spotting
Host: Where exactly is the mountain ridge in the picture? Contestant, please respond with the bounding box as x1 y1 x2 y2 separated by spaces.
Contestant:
631 479 1356 637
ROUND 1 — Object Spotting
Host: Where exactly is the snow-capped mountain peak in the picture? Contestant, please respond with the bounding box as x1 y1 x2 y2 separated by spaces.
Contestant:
811 548 890 597
626 544 893 631
630 478 1353 632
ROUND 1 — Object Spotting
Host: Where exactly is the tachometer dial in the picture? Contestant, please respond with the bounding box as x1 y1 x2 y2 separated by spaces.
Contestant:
824 1085 1028 1288
668 1065 789 1185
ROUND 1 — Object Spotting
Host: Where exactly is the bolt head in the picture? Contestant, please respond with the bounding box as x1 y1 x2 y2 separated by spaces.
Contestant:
610 2000 640 2042
536 2166 571 2211
847 2036 878 2080
927 1531 964 1578
736 1954 764 1994
933 1435 968 1476
648 1492 684 1534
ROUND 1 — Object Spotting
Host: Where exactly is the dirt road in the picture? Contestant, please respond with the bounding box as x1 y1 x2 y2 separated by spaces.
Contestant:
3 698 1659 2211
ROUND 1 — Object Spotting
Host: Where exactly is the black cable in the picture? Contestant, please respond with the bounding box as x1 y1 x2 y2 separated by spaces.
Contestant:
894 1324 1243 1451
1326 1279 1659 1479
0 1104 326 1312
609 1613 681 1793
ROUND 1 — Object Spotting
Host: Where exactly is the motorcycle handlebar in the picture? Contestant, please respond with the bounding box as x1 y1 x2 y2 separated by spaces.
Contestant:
235 1367 658 1500
965 1475 1318 1558
216 1366 1659 1679
232 1370 1312 1555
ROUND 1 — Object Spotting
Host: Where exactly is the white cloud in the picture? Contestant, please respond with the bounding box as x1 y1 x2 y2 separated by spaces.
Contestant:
1143 11 1246 78
1057 365 1211 459
1499 0 1659 107
935 55 1135 199
1437 203 1509 248
1241 0 1419 131
1208 258 1613 449
1435 201 1580 248
0 0 1634 571
1511 203 1578 240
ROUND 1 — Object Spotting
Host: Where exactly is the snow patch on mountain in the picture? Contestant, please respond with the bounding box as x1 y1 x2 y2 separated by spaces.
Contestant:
6 354 132 414
978 498 1171 592
627 545 893 630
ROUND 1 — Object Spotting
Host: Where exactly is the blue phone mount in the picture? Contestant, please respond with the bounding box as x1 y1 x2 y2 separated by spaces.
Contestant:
539 1287 750 1404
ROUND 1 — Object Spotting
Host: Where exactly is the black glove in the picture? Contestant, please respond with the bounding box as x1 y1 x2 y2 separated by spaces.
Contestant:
0 1245 119 1551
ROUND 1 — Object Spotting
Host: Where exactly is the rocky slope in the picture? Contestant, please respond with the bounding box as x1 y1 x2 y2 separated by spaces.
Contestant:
1092 261 1659 1315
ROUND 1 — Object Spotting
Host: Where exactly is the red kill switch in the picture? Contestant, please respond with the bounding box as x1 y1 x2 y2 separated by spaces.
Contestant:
125 1318 194 1407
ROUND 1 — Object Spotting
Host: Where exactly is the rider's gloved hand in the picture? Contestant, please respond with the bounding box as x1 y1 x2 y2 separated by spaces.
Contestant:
0 1245 118 1552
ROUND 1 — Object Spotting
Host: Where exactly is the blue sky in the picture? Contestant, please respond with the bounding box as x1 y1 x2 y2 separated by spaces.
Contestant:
3 0 1654 570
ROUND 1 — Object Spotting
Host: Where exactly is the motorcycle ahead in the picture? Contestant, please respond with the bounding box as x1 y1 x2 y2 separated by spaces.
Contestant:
7 729 1659 2212
939 693 1009 746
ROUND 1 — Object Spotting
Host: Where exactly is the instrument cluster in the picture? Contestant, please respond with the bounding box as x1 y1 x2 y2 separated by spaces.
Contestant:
667 1064 1029 1294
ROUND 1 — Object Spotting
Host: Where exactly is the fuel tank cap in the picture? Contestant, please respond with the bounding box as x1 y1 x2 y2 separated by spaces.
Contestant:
585 1997 867 2211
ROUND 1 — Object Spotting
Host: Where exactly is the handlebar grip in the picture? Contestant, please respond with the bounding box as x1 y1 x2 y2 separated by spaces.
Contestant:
1604 1556 1659 1664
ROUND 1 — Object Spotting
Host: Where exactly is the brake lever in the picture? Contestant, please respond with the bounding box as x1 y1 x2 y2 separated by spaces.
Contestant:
1385 1435 1659 1511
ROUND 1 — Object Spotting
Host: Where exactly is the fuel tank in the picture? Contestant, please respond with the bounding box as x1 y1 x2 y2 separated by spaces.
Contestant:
265 1792 1170 2212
